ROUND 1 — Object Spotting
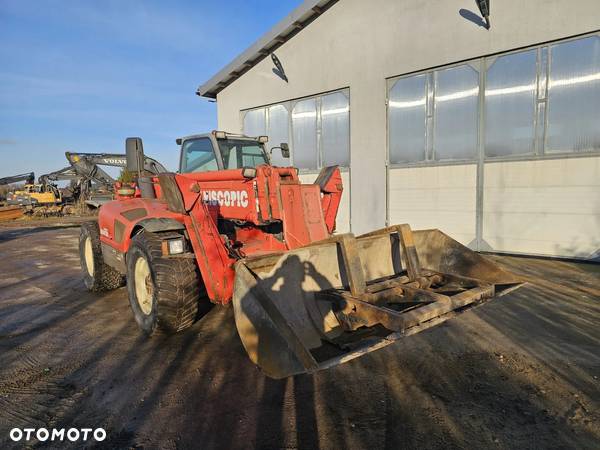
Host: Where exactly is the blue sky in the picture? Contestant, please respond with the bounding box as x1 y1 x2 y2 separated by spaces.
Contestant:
0 0 301 176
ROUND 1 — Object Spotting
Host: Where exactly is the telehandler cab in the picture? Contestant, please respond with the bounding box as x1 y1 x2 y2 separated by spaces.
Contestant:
80 131 522 378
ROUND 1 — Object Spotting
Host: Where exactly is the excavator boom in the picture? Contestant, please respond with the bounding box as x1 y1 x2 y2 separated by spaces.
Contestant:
0 172 34 186
62 151 168 208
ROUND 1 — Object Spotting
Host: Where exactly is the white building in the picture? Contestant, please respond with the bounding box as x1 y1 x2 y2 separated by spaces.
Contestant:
197 0 600 260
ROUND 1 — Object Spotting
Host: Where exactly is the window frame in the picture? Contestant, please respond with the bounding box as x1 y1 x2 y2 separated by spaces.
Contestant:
266 103 291 167
483 48 539 160
241 88 351 174
218 139 269 169
179 136 223 173
386 31 600 169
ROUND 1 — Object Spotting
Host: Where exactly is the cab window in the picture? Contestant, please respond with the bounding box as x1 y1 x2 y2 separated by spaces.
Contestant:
218 139 268 169
181 138 218 173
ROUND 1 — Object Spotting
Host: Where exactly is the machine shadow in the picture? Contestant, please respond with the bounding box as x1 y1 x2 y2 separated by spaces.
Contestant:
4 241 597 449
245 255 329 449
0 224 81 243
237 253 337 380
243 252 600 449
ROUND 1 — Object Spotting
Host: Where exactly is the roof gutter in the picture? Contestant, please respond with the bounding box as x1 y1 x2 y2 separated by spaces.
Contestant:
196 0 339 99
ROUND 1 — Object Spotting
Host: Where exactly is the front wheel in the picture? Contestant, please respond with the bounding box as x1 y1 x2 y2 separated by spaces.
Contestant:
126 231 202 335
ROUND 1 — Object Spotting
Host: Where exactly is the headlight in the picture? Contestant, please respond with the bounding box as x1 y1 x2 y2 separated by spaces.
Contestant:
242 168 257 178
167 238 185 255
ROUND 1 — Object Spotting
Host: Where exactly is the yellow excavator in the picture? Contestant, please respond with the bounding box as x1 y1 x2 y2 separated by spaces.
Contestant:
8 183 62 207
3 172 62 207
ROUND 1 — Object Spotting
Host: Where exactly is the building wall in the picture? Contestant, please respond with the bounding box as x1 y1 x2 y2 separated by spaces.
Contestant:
483 156 600 258
214 0 600 257
388 164 478 247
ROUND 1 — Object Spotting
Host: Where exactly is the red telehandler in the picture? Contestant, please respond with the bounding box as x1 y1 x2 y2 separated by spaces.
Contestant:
80 131 521 378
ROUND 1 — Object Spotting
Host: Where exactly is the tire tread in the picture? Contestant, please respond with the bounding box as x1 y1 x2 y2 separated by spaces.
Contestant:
80 221 125 292
130 231 202 334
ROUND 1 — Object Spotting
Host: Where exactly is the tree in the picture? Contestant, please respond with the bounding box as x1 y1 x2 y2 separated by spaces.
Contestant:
118 168 134 184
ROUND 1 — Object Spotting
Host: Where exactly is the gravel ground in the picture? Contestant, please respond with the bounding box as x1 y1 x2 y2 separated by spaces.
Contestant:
0 223 598 449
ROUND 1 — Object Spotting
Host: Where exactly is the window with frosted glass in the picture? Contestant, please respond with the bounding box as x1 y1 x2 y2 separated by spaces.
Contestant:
546 36 600 153
291 98 318 170
243 108 266 137
389 74 427 163
321 92 350 166
434 65 479 160
267 105 290 166
485 50 537 157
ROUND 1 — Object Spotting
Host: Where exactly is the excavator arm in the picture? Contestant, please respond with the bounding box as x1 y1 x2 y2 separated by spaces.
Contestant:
65 152 168 178
65 152 119 189
63 151 168 208
38 166 79 185
0 172 35 186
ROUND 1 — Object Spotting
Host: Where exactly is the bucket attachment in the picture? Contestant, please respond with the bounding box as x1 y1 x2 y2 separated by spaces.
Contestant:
232 225 523 379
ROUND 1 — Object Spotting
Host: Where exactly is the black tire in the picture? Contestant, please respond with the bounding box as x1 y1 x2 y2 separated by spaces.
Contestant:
79 221 125 291
126 231 201 335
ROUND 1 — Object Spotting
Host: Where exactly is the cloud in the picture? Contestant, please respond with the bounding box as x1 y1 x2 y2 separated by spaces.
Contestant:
0 139 17 145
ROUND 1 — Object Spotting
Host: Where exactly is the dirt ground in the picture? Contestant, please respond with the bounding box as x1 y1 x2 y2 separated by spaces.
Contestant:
0 222 598 450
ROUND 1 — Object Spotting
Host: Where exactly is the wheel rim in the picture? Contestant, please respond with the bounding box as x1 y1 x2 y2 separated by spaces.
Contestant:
134 256 153 315
84 237 94 276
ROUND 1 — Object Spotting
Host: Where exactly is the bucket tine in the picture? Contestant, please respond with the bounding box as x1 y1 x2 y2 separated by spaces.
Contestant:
336 234 366 296
397 224 421 281
358 223 421 280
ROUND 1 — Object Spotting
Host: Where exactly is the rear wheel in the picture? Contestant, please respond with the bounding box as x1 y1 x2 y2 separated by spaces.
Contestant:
126 231 202 335
79 221 125 291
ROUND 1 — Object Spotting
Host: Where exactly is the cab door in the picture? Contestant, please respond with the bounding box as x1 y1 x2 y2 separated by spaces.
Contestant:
179 137 222 173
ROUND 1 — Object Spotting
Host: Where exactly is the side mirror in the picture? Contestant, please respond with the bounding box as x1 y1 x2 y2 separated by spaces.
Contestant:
126 137 144 174
175 138 183 146
280 143 290 158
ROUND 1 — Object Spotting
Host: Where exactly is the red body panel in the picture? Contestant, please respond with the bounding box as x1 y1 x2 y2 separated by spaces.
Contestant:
178 167 299 225
98 198 185 253
98 165 343 305
279 184 328 248
318 169 344 234
184 200 236 304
